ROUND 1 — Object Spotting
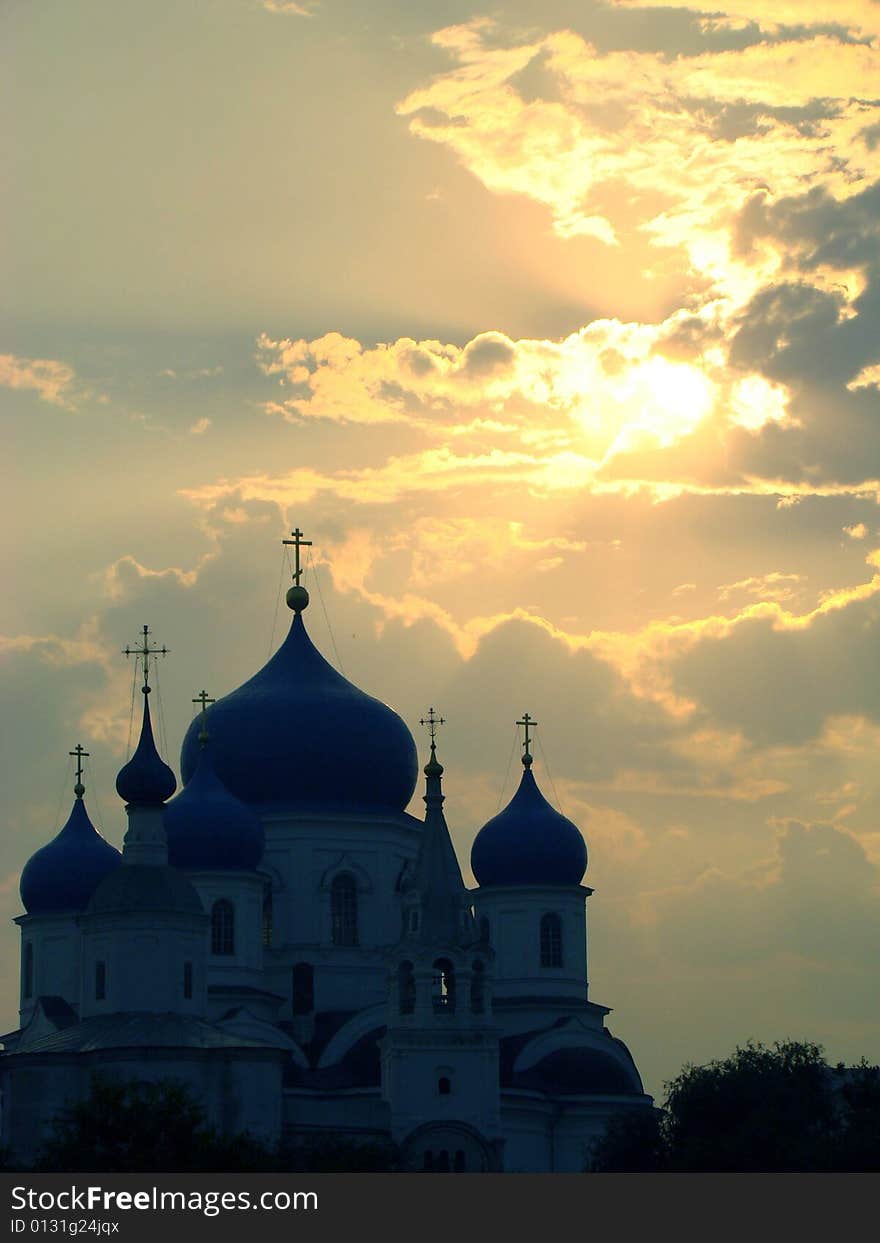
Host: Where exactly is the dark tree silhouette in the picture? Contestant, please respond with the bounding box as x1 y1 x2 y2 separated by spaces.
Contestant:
591 1041 880 1172
37 1074 280 1172
589 1106 667 1172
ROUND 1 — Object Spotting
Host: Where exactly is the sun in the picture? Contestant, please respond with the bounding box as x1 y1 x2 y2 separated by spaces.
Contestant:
568 353 716 459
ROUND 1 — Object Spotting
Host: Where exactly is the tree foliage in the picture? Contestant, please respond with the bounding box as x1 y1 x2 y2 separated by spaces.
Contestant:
35 1073 400 1173
591 1040 880 1173
37 1074 280 1173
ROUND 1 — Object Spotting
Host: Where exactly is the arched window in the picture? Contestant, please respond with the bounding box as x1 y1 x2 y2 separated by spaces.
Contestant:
540 912 563 967
423 1150 433 1172
262 889 273 948
292 962 315 1016
470 959 485 1015
438 1076 451 1095
432 958 456 1013
95 961 106 1001
398 961 416 1015
331 873 358 947
183 961 193 1000
437 1150 450 1172
211 899 235 956
454 1150 466 1172
479 916 490 944
24 943 33 1000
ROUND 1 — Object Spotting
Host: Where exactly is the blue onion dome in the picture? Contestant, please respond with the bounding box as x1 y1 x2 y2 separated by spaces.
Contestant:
179 611 418 811
116 692 177 805
471 765 587 887
165 742 265 870
20 795 121 915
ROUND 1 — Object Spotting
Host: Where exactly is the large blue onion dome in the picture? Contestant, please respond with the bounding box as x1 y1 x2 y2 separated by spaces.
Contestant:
116 692 176 806
471 764 587 888
179 610 418 812
165 741 265 870
20 795 121 915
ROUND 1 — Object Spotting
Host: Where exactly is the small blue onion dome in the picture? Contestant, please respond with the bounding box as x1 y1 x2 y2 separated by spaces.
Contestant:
179 612 418 812
471 766 587 887
20 798 121 914
165 743 265 870
116 693 177 805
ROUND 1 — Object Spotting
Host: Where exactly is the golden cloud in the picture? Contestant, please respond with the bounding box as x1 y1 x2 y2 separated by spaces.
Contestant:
261 1 316 15
848 364 880 392
0 353 79 408
256 317 801 486
397 22 880 309
609 0 880 39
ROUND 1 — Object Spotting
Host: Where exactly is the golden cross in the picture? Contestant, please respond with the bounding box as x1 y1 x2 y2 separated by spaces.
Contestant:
516 712 537 768
123 624 168 692
282 526 312 586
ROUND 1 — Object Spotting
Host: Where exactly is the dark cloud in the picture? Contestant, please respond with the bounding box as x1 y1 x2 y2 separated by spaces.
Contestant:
459 332 516 377
652 819 880 969
439 617 688 788
672 590 880 747
737 183 880 279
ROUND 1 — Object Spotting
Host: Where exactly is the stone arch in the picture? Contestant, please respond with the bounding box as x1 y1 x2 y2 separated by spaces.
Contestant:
318 854 374 894
401 1120 501 1173
317 1003 386 1069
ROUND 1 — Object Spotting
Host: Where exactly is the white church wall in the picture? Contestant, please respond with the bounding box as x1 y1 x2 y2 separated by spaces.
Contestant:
473 885 589 1001
497 1095 555 1172
187 871 264 990
16 914 80 1024
79 918 207 1018
258 813 422 1016
380 1031 501 1144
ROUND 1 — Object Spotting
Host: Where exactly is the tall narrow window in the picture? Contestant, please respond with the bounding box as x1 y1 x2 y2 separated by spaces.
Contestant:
211 899 235 956
540 912 563 968
23 943 33 1000
432 958 456 1013
183 961 193 1000
262 889 273 948
95 961 106 1001
330 873 358 947
398 961 416 1015
454 1150 466 1173
470 959 485 1015
438 1076 451 1095
292 962 315 1016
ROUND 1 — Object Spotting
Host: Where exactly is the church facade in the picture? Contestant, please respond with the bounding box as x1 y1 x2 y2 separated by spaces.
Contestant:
2 537 652 1172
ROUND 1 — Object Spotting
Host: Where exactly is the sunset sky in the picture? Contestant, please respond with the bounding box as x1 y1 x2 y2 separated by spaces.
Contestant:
4 0 880 1096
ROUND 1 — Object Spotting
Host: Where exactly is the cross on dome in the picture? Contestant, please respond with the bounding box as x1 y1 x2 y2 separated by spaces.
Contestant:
192 689 216 747
283 526 313 613
516 712 538 769
420 706 445 744
283 526 312 587
69 743 89 798
420 707 446 781
123 624 169 694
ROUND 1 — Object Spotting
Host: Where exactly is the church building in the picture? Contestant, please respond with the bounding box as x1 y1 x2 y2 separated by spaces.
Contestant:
2 530 652 1171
